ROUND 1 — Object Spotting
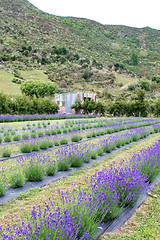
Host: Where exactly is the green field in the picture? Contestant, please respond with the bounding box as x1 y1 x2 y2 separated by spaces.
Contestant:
0 70 21 95
19 69 50 81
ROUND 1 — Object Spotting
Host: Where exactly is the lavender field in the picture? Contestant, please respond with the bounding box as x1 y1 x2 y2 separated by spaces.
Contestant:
0 116 160 239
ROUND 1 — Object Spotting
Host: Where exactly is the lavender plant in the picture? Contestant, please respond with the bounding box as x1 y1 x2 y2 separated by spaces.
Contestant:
25 162 45 181
2 149 11 157
0 181 6 197
9 172 25 188
13 135 20 141
46 162 57 176
20 143 32 153
1 134 160 239
60 138 69 145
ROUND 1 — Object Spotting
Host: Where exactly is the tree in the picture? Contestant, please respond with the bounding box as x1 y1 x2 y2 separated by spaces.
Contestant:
15 95 33 114
128 83 135 91
83 70 93 80
134 89 148 117
131 52 138 65
0 91 10 114
82 99 95 114
71 98 82 114
136 89 145 102
154 98 160 116
107 99 126 116
95 102 106 115
38 97 59 114
139 78 150 91
152 75 160 83
21 80 57 98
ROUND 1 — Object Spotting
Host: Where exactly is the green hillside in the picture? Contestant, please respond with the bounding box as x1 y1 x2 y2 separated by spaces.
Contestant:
0 0 160 98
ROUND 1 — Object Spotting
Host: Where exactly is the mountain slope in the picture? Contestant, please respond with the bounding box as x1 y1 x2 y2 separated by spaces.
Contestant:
0 0 160 97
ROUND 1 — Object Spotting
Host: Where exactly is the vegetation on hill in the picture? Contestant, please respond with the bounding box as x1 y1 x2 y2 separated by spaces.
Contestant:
0 0 160 108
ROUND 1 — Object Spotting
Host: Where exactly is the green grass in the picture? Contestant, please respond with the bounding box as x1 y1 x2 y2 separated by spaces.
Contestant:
19 69 50 82
0 70 21 95
116 75 138 86
0 69 51 96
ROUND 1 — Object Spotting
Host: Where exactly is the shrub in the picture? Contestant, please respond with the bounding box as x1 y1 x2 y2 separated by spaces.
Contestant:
71 135 81 142
13 135 20 141
46 163 57 176
132 133 140 141
11 131 15 136
56 129 61 134
87 133 93 138
91 152 98 159
38 132 44 137
20 143 32 153
58 159 71 171
139 78 150 91
97 148 104 156
128 84 135 91
10 173 25 188
83 70 93 80
45 131 52 136
22 134 29 140
25 163 44 181
95 101 106 115
60 138 68 145
4 135 12 142
0 182 6 197
2 149 11 157
31 133 36 138
39 141 49 150
92 132 97 138
54 141 60 146
51 130 56 135
104 141 116 153
31 143 40 152
71 155 84 167
62 129 68 133
48 141 54 148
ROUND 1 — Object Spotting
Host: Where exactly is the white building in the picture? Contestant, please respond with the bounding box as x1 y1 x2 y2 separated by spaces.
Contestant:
55 92 96 114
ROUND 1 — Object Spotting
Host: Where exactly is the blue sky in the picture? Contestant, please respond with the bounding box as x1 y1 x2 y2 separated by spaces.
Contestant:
28 0 160 30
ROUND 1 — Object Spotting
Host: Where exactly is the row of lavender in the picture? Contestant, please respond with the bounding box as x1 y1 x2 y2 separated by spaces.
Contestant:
0 124 160 196
1 128 160 239
0 114 96 123
0 117 148 144
1 119 160 157
0 118 118 145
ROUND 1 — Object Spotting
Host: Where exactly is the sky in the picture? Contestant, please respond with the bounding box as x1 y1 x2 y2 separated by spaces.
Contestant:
28 0 160 30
